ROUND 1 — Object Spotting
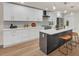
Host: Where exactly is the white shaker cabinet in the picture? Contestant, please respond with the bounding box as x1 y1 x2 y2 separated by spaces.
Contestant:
13 5 27 21
3 29 27 48
28 28 39 40
3 28 39 48
28 8 43 21
3 30 16 48
3 3 14 21
3 3 43 21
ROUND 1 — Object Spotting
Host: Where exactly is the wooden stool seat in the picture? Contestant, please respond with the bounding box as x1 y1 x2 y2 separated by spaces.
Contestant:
59 35 71 41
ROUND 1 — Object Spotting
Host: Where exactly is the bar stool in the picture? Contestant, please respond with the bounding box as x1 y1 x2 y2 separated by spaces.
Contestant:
58 34 72 55
69 32 79 47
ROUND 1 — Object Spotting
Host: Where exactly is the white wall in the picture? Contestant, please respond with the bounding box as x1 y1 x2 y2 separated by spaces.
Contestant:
0 3 3 46
47 11 65 28
48 11 79 32
64 12 79 32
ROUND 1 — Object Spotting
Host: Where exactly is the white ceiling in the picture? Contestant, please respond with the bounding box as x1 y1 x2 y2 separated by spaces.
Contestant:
19 2 79 12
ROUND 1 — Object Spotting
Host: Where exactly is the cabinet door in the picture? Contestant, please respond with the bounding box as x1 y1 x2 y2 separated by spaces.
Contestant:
3 30 16 48
13 5 27 21
27 28 39 40
35 10 43 21
14 30 22 43
19 30 29 42
28 9 43 21
3 3 14 21
16 29 32 43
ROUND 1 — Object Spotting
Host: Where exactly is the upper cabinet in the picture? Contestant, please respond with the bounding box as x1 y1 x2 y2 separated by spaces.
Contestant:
3 3 14 21
3 3 43 21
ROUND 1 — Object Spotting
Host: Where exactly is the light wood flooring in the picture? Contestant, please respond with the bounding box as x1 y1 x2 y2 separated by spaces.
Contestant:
0 39 79 56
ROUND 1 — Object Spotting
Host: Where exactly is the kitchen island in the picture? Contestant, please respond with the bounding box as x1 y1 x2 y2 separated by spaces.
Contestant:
39 28 72 54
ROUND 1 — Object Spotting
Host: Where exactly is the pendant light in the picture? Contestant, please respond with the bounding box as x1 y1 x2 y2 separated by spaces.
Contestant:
52 2 56 10
64 2 67 14
53 5 56 10
70 6 74 15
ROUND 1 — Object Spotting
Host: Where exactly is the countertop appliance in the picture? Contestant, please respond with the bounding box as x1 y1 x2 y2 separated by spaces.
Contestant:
56 18 65 30
42 25 52 30
10 24 17 29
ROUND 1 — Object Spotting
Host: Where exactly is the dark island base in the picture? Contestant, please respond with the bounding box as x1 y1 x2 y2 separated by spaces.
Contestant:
39 30 72 55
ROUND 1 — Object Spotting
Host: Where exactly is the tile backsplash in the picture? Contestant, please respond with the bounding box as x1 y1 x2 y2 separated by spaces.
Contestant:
4 21 50 29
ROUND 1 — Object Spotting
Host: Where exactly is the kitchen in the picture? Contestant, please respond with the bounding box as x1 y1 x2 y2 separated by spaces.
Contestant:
0 2 79 56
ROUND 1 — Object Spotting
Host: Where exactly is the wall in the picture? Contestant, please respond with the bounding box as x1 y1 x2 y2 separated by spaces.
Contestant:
46 12 57 28
4 11 79 32
47 11 65 28
0 3 3 46
64 12 79 32
4 10 58 29
47 11 79 32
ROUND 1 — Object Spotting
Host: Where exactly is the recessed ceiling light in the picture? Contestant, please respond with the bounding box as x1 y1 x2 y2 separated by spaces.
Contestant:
53 6 56 10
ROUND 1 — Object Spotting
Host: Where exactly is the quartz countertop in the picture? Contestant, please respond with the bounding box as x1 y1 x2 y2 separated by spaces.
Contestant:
40 28 73 35
3 26 44 31
3 27 38 31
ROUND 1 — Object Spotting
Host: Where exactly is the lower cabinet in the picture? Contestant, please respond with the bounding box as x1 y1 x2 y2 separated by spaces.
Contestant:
3 30 16 48
3 28 39 48
28 29 39 40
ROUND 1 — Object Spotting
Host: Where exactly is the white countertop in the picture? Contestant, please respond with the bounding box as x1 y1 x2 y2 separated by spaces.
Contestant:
40 28 73 35
3 27 37 30
3 28 27 30
3 26 44 31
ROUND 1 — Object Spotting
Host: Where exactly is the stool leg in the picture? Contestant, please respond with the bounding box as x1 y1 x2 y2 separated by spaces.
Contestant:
58 44 68 56
77 36 79 44
72 36 77 47
66 43 68 55
71 41 73 51
67 41 73 51
75 36 77 47
76 35 79 47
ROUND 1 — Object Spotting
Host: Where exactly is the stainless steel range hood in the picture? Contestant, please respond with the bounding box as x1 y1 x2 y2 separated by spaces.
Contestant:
43 10 50 17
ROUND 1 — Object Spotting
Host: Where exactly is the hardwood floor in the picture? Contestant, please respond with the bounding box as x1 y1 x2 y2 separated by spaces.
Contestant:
0 39 79 56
